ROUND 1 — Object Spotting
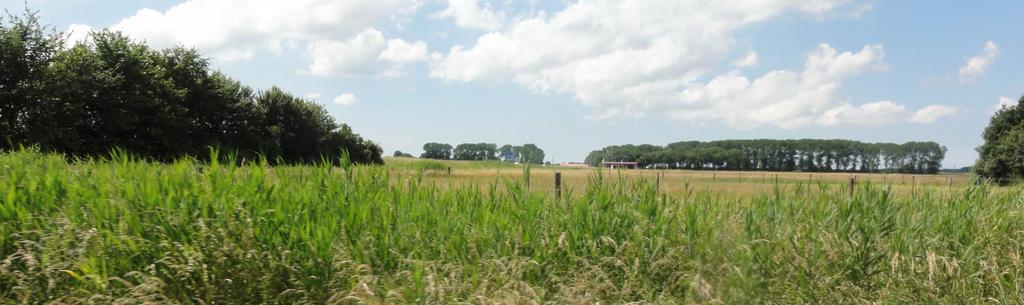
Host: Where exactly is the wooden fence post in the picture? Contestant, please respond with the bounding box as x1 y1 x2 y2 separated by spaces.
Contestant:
447 167 452 176
655 172 661 194
912 175 916 196
848 176 856 197
555 171 562 199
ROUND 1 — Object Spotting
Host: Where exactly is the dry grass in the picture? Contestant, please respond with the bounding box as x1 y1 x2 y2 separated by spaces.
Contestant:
387 157 975 199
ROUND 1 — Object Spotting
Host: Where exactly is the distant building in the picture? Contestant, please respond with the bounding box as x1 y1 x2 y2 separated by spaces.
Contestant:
560 162 589 168
601 161 638 169
648 163 670 169
499 151 517 162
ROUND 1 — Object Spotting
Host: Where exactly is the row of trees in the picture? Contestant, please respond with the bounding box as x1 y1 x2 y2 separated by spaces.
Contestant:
0 10 382 164
586 139 947 174
420 142 546 164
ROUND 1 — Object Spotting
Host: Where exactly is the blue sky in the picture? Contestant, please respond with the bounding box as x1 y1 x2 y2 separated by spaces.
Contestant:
3 0 1019 167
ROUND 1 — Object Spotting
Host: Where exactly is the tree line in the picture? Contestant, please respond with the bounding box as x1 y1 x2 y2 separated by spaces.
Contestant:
420 142 546 164
0 10 382 164
586 139 947 174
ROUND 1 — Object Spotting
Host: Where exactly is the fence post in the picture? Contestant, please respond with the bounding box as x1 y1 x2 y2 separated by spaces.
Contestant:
655 172 661 194
713 171 717 181
947 176 953 191
912 175 916 196
447 167 452 176
848 176 856 197
555 171 562 199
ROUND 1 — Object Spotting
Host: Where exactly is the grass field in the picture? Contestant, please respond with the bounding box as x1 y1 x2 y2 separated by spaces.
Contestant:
384 157 976 199
2 151 1022 304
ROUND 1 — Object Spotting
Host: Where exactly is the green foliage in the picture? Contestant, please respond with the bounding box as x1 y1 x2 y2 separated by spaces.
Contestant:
0 10 382 165
496 143 545 164
587 139 947 174
1 149 1022 303
452 143 498 161
0 8 63 149
975 95 1024 183
420 142 453 160
392 150 414 158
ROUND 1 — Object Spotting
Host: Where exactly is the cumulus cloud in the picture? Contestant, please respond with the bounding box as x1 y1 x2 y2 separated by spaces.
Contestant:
910 105 959 124
433 0 504 31
334 93 359 106
430 0 885 128
959 41 999 82
100 0 422 74
303 29 428 77
817 101 906 126
64 24 93 48
993 96 1017 113
380 39 430 64
668 44 888 128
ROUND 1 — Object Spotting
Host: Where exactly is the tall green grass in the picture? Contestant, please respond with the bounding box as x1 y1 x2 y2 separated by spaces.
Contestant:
1 149 1022 304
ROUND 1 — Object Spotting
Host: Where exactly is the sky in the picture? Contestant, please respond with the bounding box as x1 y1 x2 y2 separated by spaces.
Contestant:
2 0 1020 167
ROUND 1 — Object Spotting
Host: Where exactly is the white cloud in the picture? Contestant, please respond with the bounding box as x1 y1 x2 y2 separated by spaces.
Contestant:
380 39 429 63
667 44 887 128
993 96 1016 113
434 0 504 31
304 93 323 100
959 41 999 82
102 0 422 73
304 29 428 77
910 105 959 124
430 0 878 128
64 24 93 48
334 93 359 106
734 52 759 68
817 101 906 126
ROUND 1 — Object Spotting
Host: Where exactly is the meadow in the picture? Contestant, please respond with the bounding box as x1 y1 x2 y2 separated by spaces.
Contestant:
1 150 1022 304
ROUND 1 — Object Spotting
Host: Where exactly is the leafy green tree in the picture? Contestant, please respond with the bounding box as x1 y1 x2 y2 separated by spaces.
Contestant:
0 9 383 165
453 143 498 161
975 96 1024 183
421 143 453 160
518 144 545 164
0 8 63 149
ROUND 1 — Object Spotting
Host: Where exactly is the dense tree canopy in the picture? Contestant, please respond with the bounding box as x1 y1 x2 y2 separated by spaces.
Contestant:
975 96 1024 183
420 143 453 160
0 10 382 164
453 143 498 161
421 142 546 164
586 139 947 174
